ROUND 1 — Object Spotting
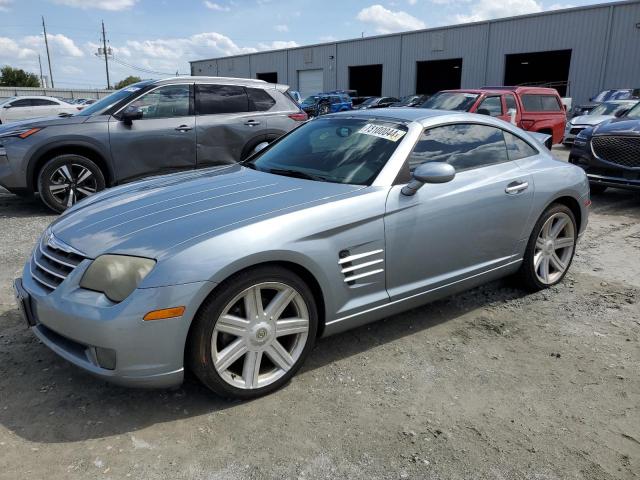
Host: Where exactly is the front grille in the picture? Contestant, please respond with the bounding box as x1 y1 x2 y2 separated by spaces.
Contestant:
30 233 86 292
570 127 585 135
592 136 640 168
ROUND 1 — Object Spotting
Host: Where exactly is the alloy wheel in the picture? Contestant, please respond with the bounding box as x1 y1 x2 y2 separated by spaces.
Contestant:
48 163 98 208
211 282 310 390
533 212 575 285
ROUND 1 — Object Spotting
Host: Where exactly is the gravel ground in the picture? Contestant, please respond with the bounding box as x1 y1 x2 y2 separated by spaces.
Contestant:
0 147 638 480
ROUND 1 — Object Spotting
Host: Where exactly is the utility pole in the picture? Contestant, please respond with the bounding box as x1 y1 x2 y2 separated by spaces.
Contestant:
37 54 45 88
101 20 111 89
42 16 54 88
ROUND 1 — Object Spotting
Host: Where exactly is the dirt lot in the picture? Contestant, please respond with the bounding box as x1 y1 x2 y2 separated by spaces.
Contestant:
0 147 638 480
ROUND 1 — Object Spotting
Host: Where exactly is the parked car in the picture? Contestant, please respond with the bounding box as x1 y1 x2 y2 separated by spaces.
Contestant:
0 77 306 212
423 87 567 144
14 108 589 399
353 96 400 109
299 94 352 117
351 96 372 107
0 96 79 124
568 101 640 193
571 88 640 117
390 94 430 107
563 100 638 145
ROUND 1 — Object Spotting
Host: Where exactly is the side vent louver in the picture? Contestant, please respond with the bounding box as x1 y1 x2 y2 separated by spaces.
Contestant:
339 249 384 285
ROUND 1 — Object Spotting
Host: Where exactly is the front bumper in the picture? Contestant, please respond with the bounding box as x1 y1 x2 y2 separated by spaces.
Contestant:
19 259 214 388
569 141 640 191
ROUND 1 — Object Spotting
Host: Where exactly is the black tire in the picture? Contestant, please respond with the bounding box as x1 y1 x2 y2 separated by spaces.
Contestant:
589 183 608 195
517 203 577 291
188 266 318 399
37 154 106 213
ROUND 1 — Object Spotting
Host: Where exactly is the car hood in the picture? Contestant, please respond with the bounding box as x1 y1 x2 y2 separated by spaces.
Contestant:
0 114 89 132
50 165 364 259
593 118 640 136
570 114 614 126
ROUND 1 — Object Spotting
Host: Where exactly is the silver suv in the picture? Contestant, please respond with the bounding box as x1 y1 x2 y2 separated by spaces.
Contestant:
0 76 306 212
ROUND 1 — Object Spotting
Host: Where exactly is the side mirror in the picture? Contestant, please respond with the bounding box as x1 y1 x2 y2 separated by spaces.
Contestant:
120 105 143 124
615 108 629 118
401 162 455 196
476 108 491 116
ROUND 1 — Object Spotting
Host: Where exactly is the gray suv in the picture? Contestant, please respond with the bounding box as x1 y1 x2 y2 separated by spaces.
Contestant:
0 76 306 212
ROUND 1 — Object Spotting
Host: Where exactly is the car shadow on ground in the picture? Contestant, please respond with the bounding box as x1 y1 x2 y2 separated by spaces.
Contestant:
589 188 640 219
0 190 54 218
0 278 530 444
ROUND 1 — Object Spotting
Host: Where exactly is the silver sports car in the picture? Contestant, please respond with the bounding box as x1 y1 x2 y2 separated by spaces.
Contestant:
15 109 590 399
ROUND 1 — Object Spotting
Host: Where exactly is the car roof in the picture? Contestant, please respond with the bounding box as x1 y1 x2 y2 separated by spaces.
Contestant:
440 89 503 95
329 107 453 123
6 95 62 101
481 86 560 95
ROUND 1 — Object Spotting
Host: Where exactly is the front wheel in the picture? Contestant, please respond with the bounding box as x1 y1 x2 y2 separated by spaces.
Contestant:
37 154 105 213
517 204 577 291
188 266 318 399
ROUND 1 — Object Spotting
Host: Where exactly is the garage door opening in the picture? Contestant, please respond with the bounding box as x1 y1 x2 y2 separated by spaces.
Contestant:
298 69 324 98
349 64 382 97
416 58 462 95
256 72 278 83
504 50 572 96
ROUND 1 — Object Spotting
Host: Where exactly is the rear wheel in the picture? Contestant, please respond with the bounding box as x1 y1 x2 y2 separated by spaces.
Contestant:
37 154 105 213
517 204 577 291
188 266 318 399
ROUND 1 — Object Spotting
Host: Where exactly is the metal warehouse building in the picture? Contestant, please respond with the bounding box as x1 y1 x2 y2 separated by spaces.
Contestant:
191 0 640 107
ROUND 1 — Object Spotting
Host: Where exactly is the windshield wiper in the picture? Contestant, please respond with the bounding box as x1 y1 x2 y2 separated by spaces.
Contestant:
267 168 329 182
58 112 74 117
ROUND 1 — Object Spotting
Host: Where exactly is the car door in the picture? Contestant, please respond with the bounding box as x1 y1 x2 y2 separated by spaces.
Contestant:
108 83 196 182
384 122 534 300
195 84 271 166
476 95 508 121
3 98 34 122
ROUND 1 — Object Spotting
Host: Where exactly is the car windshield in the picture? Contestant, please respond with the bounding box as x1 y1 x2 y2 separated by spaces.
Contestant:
359 97 380 106
590 102 632 116
301 96 320 106
626 102 640 119
395 95 418 106
592 90 613 102
421 92 479 111
75 81 153 116
246 117 408 185
0 96 17 106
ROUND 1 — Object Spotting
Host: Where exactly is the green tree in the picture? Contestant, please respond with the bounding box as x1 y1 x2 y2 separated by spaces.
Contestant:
114 75 142 89
0 66 40 87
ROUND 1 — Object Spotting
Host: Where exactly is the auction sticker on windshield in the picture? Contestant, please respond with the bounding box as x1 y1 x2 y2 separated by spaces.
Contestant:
358 124 406 142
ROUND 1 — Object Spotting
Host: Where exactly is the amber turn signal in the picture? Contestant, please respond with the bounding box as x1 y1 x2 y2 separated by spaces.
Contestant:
18 128 41 139
143 306 186 321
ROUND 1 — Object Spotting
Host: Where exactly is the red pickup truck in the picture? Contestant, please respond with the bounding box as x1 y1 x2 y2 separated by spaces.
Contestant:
421 86 567 144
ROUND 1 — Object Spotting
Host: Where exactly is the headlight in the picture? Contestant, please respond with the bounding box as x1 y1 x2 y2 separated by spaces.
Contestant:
0 127 42 139
80 255 156 302
565 121 571 129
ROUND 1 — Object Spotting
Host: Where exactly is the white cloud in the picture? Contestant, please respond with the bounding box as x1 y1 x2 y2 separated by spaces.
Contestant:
275 24 289 32
23 33 84 57
547 3 575 10
408 0 417 4
52 0 136 10
0 0 12 12
455 0 542 22
257 40 299 50
203 1 230 11
357 4 426 34
0 37 37 59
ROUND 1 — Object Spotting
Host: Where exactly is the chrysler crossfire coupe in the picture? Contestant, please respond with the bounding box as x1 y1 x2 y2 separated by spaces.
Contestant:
15 109 590 399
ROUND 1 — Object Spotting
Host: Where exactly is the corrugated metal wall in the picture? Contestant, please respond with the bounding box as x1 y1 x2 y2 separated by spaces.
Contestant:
190 1 640 106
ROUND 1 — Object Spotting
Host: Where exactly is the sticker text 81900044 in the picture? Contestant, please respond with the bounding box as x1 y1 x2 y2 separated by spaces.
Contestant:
358 124 406 142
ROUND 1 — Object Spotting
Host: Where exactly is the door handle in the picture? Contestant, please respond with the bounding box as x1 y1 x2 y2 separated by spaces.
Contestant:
175 125 193 132
244 120 261 126
505 181 529 194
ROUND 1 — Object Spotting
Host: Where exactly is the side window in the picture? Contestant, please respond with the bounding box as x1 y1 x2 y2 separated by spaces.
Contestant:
10 99 33 107
130 85 191 119
330 97 340 104
196 84 248 115
32 99 59 106
505 94 517 112
408 123 509 172
503 131 538 160
522 94 561 112
477 96 503 116
247 88 276 111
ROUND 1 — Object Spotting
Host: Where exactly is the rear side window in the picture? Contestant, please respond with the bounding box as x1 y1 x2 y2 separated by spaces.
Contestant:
503 131 538 160
196 84 248 115
408 123 509 172
522 94 561 112
247 88 276 111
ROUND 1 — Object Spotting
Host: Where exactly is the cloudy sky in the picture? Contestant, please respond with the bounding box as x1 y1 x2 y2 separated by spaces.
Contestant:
0 0 615 89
